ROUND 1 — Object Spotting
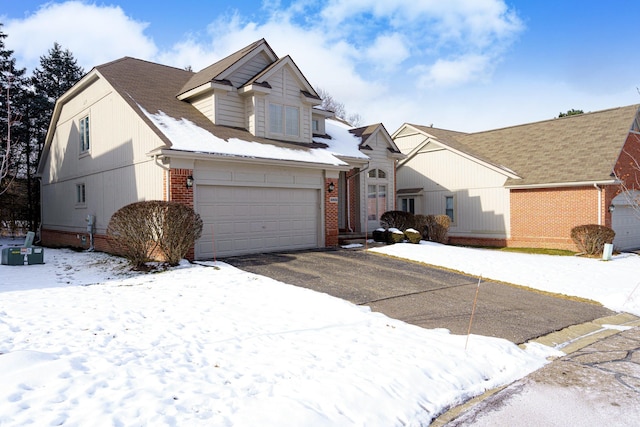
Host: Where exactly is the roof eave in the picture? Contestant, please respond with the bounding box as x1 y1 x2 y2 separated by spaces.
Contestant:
148 148 351 171
505 179 618 189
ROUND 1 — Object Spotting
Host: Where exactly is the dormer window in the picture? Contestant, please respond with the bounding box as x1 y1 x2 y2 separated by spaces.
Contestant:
269 103 299 137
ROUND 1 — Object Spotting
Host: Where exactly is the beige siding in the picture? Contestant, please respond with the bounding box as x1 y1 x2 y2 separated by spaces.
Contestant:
215 90 245 128
396 137 510 238
394 130 425 152
227 53 271 87
263 67 307 143
41 77 166 235
191 93 214 122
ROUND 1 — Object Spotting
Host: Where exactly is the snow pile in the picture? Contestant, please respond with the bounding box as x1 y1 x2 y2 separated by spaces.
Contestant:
314 118 369 159
0 243 554 426
372 241 640 316
143 109 347 166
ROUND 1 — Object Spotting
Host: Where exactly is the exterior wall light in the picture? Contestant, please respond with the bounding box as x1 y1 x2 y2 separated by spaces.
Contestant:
609 204 615 213
328 182 335 193
186 175 194 188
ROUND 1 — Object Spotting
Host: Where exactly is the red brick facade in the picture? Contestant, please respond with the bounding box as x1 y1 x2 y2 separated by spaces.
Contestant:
169 168 194 207
325 177 339 247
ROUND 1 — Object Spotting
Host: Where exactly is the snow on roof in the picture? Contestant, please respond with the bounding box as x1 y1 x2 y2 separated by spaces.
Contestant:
142 108 348 167
314 119 370 160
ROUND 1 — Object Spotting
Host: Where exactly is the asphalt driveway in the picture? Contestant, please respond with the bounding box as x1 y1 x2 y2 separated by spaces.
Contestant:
224 248 614 344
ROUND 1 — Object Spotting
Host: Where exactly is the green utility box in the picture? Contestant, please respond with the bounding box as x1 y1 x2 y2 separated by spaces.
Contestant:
1 247 26 265
1 232 44 265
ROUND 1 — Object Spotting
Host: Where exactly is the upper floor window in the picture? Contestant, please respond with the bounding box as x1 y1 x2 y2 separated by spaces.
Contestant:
79 115 90 153
368 168 387 179
269 103 299 137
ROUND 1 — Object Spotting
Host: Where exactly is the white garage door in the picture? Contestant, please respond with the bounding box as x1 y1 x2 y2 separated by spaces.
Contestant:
612 204 640 251
195 185 320 259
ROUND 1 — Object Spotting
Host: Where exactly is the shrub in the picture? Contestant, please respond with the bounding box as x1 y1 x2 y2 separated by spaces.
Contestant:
387 228 406 244
413 214 429 239
404 228 422 244
372 228 388 243
380 210 415 232
425 215 451 244
107 201 203 268
570 224 615 256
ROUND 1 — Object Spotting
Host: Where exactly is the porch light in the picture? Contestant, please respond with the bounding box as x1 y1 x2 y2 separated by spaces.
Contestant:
186 175 194 188
609 204 615 213
328 182 335 193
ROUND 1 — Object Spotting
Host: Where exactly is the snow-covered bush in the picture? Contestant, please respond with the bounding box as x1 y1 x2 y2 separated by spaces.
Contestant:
107 201 203 268
571 224 615 256
404 228 421 244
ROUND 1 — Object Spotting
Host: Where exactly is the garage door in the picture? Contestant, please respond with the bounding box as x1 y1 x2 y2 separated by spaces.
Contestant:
195 185 320 259
612 204 640 251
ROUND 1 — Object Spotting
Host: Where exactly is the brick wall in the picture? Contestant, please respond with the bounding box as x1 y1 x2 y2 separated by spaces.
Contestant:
509 186 602 250
169 168 195 259
169 168 194 207
614 132 640 192
41 229 111 253
325 177 339 247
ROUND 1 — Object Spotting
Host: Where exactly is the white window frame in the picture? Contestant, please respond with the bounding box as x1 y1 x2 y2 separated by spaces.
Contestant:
79 115 90 154
269 103 300 137
445 195 456 224
76 183 86 207
401 197 415 214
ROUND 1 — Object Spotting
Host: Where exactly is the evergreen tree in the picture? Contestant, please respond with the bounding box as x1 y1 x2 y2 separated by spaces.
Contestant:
0 23 27 194
20 42 84 230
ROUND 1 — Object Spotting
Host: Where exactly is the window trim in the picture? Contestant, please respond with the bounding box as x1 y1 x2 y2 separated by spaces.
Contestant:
76 183 86 208
401 197 415 214
445 195 456 224
79 115 90 154
269 102 300 137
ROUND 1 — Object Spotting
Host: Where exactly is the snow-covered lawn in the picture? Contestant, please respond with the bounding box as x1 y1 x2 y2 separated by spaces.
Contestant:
3 239 634 426
371 241 640 317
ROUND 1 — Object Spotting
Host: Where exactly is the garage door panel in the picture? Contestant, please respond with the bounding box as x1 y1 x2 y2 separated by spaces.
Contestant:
196 185 320 258
613 205 640 251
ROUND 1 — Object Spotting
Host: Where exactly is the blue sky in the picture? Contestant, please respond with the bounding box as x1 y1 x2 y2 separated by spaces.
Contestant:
2 0 639 132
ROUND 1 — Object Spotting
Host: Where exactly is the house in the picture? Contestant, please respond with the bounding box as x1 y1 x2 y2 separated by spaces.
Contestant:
394 105 640 251
36 39 401 259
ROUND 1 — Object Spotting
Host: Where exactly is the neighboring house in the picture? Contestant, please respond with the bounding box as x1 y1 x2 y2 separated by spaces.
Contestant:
36 39 401 259
394 105 640 251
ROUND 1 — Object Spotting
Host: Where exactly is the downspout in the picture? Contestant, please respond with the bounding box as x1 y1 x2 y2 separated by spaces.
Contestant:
154 154 171 201
594 183 602 225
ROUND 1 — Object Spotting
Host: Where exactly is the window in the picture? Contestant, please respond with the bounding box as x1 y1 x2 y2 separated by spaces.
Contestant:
368 184 387 220
445 196 455 222
368 169 387 179
76 183 86 206
401 198 415 214
269 103 299 137
312 119 319 132
79 115 90 153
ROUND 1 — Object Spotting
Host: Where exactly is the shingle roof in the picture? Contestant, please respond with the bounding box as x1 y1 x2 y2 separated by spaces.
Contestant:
410 105 639 187
95 56 325 154
177 39 274 96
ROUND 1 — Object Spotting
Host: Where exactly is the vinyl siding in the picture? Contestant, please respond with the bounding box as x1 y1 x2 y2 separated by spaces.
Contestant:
215 90 245 128
264 67 307 143
41 77 165 235
396 137 510 238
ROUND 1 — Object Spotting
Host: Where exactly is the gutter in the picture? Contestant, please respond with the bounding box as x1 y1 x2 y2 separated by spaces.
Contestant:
506 179 617 189
594 183 603 225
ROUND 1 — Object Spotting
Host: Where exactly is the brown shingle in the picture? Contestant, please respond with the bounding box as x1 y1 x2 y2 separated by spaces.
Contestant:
412 105 639 187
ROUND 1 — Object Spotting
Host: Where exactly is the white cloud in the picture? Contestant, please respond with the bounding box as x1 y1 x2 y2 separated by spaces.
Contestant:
415 54 492 88
4 1 157 72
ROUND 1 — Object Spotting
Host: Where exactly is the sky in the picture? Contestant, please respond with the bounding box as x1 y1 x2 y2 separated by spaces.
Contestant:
1 0 639 132
5 236 640 424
